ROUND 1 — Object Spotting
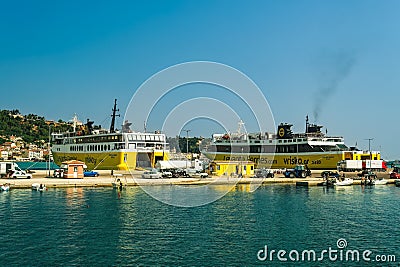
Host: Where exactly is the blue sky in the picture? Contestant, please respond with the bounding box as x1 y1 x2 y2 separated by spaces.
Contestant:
1 0 400 159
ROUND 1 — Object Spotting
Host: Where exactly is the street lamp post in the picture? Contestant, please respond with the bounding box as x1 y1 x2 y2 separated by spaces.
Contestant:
48 124 51 177
365 138 373 159
182 129 191 170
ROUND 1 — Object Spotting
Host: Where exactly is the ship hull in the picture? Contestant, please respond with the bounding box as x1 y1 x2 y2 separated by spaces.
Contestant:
202 151 343 170
52 150 168 170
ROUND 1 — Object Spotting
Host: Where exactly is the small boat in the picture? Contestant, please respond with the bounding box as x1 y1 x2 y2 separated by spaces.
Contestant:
0 183 10 192
322 178 336 187
361 178 375 186
32 183 46 191
112 174 126 190
395 179 400 187
374 178 388 185
335 178 353 186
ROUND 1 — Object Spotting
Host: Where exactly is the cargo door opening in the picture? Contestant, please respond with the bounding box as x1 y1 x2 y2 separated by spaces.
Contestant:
136 153 152 168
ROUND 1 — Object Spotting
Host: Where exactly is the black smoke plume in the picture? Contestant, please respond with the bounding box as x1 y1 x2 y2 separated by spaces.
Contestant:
313 51 356 121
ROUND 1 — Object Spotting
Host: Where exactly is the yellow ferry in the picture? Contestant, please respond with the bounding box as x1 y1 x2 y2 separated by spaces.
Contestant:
51 100 169 170
202 117 380 170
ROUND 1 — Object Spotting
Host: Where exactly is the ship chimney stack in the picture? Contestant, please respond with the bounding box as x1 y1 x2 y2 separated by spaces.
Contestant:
305 115 309 134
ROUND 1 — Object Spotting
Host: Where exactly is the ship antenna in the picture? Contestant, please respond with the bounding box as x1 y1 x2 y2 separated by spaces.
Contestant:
110 99 120 133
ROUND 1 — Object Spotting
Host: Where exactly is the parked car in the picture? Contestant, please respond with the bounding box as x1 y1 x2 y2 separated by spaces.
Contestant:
390 166 400 179
141 170 162 179
11 170 32 179
161 170 173 178
84 170 99 177
171 168 186 178
186 169 208 178
53 168 64 178
255 168 274 178
320 171 340 178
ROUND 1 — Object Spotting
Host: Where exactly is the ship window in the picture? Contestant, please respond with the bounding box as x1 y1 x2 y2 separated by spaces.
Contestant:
127 135 132 141
278 140 282 143
289 145 296 153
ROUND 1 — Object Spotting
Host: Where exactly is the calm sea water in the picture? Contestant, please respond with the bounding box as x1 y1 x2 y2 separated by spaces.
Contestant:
1 184 400 266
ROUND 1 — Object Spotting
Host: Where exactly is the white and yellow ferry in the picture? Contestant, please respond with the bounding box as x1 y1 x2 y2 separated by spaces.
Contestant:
51 100 169 170
202 117 380 170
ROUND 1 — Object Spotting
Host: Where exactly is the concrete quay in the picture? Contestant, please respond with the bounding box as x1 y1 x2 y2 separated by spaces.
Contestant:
0 170 395 189
296 178 397 186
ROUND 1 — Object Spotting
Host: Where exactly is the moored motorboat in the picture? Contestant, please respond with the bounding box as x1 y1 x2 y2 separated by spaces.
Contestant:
395 179 400 187
374 178 388 185
1 183 10 192
32 183 46 191
322 178 336 187
112 174 126 190
335 178 353 186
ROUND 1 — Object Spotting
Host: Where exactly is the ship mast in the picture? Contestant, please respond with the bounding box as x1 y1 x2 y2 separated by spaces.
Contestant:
110 99 120 133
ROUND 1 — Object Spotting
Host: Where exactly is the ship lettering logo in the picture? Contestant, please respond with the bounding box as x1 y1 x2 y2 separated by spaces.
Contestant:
278 128 285 137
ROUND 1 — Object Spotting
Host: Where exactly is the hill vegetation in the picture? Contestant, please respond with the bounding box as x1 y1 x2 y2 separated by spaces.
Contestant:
0 109 71 145
0 109 205 153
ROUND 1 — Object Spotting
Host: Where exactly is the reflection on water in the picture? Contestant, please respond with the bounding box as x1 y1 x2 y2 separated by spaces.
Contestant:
0 185 399 266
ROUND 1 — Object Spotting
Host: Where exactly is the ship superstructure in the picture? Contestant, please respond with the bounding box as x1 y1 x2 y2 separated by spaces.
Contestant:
202 117 380 170
51 100 169 170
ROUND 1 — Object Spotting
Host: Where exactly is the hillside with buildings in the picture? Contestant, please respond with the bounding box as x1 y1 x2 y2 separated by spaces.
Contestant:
0 109 204 161
0 109 71 161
